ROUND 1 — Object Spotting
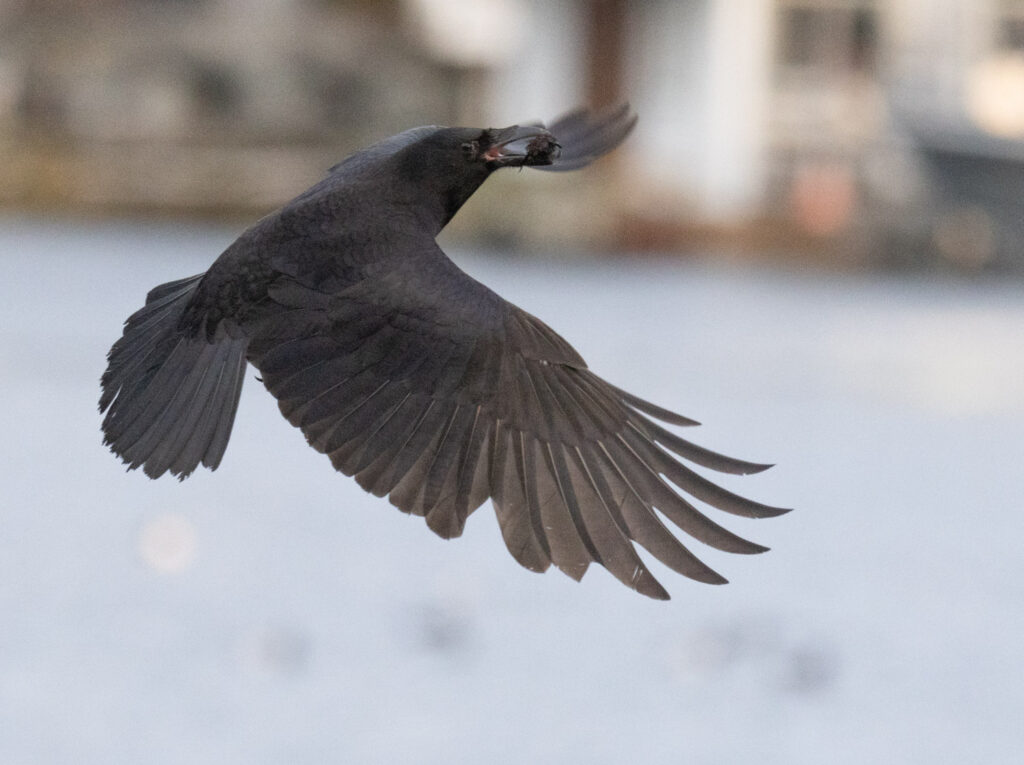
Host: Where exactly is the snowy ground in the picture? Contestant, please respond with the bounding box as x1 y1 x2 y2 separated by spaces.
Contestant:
2 216 1023 764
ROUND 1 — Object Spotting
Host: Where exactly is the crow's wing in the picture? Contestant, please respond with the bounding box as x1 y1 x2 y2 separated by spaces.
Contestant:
537 104 638 172
247 245 787 600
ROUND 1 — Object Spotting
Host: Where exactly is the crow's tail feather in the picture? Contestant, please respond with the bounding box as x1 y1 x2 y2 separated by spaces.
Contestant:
99 274 248 479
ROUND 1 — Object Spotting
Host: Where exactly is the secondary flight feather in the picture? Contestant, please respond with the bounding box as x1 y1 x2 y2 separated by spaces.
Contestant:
99 105 789 600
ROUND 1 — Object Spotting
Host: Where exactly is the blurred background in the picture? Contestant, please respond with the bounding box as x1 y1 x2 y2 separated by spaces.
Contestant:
3 1 1024 763
8 0 1024 267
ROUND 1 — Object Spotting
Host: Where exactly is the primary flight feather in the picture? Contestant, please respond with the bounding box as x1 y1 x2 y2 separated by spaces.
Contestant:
100 105 789 600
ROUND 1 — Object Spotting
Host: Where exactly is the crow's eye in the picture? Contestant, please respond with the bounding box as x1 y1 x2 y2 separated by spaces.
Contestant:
461 140 479 160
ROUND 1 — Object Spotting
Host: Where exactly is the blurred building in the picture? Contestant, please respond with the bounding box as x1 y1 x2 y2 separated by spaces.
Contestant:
3 0 1024 267
606 0 1024 269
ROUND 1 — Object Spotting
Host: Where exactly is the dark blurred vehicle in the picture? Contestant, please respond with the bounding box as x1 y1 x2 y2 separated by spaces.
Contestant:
908 117 1024 272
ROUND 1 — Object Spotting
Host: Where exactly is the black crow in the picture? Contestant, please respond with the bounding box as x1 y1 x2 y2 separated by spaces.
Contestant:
100 105 788 600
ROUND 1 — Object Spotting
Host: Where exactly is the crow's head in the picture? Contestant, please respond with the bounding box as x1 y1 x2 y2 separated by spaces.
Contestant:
388 125 560 229
400 125 560 172
325 107 632 234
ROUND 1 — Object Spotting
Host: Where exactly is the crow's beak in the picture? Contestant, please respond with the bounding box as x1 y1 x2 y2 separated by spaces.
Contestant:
484 125 561 168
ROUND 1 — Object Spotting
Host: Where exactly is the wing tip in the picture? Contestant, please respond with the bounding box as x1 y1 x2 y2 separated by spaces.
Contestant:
757 505 794 519
665 413 702 427
425 505 467 539
636 573 671 600
558 561 590 582
690 565 729 586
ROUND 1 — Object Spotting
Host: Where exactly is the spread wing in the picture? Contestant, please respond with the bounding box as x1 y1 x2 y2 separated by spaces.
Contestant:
247 246 787 600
